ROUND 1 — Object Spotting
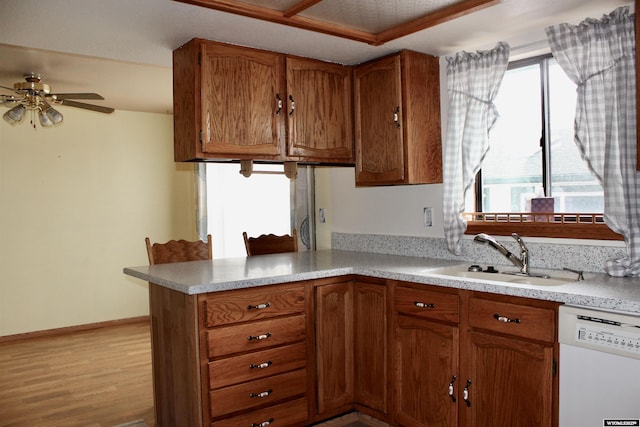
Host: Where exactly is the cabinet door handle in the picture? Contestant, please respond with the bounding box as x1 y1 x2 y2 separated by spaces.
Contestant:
249 389 273 398
247 332 272 341
275 94 283 115
448 375 457 403
414 301 435 309
493 313 521 323
393 106 401 128
249 361 273 369
247 302 270 310
251 418 274 427
288 94 296 117
463 379 472 407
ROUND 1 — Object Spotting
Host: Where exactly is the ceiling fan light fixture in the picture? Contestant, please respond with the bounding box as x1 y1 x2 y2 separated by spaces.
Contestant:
38 109 53 127
3 104 26 124
44 105 63 125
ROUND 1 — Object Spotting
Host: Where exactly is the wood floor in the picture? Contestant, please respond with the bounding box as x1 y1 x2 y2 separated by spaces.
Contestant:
0 321 389 427
0 321 154 427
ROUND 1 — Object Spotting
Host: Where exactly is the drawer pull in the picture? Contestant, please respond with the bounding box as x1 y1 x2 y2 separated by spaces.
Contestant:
414 301 435 309
463 379 472 407
251 418 274 427
249 361 273 369
493 313 521 324
247 332 272 341
249 389 273 398
448 375 457 403
247 302 270 310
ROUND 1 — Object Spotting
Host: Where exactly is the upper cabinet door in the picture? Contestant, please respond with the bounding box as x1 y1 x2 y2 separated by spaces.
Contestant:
200 42 286 158
286 57 354 163
354 55 405 184
354 50 442 186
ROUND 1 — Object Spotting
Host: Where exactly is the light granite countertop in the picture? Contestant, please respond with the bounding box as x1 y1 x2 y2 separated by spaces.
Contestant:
123 249 640 315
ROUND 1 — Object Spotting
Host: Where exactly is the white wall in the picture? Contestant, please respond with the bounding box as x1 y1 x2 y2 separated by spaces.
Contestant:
315 167 444 248
0 108 195 336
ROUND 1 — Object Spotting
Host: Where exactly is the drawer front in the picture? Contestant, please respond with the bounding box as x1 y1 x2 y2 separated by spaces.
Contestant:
209 369 306 418
204 283 305 327
210 397 308 427
207 315 306 358
209 342 306 389
394 285 459 323
469 297 556 342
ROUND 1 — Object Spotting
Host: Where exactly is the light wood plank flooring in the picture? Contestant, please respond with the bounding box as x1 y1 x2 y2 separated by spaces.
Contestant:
0 321 154 427
0 322 390 427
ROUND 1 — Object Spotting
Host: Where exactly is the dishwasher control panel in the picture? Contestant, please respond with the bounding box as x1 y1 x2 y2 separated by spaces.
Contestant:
559 305 640 360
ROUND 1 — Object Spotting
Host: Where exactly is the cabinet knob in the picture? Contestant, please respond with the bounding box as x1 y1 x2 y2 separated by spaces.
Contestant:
448 375 457 403
493 313 521 324
251 418 274 427
275 94 283 115
414 301 435 309
249 389 273 398
249 361 273 369
289 94 296 117
247 332 272 341
463 379 472 407
393 106 401 128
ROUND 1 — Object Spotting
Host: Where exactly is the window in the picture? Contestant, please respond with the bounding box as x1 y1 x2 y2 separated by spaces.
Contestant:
466 55 620 240
205 163 293 258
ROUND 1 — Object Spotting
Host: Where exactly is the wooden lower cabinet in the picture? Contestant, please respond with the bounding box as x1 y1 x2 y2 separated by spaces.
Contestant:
313 278 390 423
314 280 354 417
148 277 557 427
353 281 388 418
392 282 559 427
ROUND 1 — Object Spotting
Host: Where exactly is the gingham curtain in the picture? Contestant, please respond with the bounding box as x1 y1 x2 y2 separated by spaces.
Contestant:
546 7 639 277
443 42 510 255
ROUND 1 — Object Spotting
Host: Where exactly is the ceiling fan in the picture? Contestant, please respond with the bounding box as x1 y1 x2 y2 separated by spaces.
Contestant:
0 73 114 128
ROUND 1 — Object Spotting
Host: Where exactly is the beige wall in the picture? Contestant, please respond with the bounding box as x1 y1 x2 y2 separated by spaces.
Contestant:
0 108 196 336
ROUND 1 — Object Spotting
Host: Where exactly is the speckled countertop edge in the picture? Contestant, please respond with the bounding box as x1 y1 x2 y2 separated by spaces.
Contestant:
123 249 640 315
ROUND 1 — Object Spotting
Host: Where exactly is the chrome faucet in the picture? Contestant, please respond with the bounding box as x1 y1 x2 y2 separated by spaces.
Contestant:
473 233 529 275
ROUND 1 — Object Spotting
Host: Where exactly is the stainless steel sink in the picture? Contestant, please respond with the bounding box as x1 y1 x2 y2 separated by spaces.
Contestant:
426 264 585 286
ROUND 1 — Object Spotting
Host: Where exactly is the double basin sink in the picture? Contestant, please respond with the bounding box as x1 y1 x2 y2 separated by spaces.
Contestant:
426 264 586 286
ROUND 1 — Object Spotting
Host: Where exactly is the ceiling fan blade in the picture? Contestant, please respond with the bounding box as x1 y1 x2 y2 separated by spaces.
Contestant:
60 99 114 114
51 93 105 100
1 85 16 92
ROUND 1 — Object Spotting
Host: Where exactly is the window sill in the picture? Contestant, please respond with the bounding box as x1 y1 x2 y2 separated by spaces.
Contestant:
463 212 623 241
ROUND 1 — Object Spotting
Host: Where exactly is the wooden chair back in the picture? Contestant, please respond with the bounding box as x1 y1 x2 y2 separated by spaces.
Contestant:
243 230 298 256
145 235 212 265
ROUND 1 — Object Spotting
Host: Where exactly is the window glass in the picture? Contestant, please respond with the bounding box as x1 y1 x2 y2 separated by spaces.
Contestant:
475 56 603 213
482 63 542 212
206 163 291 258
548 61 603 212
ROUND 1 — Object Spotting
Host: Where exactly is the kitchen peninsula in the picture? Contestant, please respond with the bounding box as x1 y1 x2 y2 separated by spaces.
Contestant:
124 249 640 427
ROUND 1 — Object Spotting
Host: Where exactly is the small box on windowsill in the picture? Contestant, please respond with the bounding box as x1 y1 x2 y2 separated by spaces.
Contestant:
531 197 554 222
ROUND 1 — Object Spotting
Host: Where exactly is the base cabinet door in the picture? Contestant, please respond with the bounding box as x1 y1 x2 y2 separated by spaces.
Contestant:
394 315 459 427
315 281 354 416
462 331 555 427
353 281 388 418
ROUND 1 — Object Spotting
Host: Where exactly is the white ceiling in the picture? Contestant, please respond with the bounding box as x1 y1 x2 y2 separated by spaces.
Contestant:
0 0 632 115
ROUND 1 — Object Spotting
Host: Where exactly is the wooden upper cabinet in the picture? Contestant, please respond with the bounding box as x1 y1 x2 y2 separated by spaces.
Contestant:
173 39 286 161
354 50 442 186
286 57 354 163
200 43 285 158
173 38 354 164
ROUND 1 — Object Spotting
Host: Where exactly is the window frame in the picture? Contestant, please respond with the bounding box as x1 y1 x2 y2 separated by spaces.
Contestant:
464 54 622 241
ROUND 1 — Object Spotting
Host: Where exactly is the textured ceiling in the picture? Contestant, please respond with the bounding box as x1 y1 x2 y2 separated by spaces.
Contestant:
0 0 633 114
176 0 497 44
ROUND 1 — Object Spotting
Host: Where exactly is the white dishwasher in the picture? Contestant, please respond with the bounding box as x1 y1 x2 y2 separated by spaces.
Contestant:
558 305 640 427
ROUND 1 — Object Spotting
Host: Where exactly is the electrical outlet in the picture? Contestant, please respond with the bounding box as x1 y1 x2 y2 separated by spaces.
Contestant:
423 207 433 227
319 208 326 224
